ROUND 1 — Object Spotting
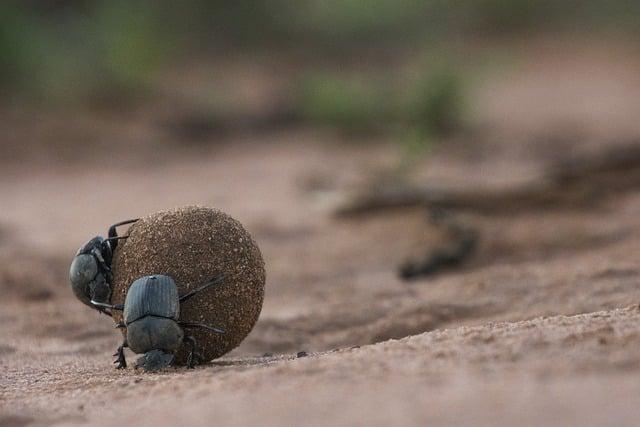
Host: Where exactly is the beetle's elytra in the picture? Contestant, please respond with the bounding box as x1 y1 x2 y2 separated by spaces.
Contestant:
124 275 181 324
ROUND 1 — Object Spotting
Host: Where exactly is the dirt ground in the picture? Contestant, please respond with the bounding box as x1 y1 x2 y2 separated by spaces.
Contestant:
2 40 640 426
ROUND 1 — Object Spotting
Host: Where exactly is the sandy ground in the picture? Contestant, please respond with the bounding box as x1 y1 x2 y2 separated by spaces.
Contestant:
2 40 640 426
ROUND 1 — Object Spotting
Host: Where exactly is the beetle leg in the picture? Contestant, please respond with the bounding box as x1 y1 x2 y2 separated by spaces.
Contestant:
91 247 113 285
179 321 225 334
184 336 201 369
179 274 225 303
107 219 139 251
91 248 109 270
113 340 128 369
91 300 124 311
108 218 139 239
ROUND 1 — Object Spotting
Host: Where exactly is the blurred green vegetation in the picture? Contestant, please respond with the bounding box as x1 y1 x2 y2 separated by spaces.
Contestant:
0 1 170 104
296 74 393 134
0 0 639 113
407 63 465 137
297 61 465 138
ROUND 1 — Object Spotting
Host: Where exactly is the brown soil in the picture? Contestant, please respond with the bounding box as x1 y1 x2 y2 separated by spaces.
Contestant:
2 40 640 426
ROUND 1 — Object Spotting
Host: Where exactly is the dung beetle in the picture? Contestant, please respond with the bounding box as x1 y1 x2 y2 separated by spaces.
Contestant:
69 219 138 315
92 274 226 371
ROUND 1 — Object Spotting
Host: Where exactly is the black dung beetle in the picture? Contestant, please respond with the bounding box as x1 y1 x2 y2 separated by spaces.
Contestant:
69 219 138 315
91 274 226 371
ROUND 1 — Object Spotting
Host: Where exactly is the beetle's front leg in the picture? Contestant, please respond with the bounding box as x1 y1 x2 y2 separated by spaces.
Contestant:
183 336 202 369
113 339 128 369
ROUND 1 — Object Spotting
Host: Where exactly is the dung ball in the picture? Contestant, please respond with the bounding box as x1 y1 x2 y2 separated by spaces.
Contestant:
111 206 265 364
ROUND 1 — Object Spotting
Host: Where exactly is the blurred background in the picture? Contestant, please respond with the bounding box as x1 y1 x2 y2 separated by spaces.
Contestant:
2 0 640 324
3 0 640 163
2 0 640 264
4 2 640 424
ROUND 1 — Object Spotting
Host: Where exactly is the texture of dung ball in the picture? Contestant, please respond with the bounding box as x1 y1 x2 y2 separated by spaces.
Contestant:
111 206 265 364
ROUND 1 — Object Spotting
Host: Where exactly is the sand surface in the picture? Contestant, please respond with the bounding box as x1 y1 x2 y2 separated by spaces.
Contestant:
2 42 640 426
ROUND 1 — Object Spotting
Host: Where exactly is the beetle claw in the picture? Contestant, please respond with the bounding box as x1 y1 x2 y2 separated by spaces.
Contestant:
113 344 127 369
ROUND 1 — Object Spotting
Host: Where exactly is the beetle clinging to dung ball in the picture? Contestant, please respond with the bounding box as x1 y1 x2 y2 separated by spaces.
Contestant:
69 219 138 314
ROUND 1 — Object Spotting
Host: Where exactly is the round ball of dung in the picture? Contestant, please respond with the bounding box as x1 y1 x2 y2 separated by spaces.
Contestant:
111 206 265 364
